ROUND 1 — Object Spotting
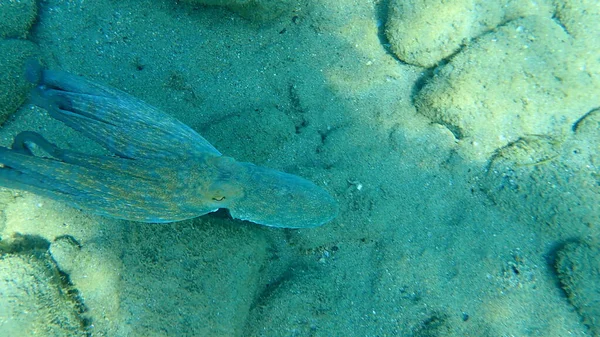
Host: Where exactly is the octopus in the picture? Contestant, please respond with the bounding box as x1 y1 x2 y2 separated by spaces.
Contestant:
0 62 338 228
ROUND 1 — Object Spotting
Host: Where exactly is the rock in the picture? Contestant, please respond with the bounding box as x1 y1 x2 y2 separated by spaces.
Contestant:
0 0 37 38
0 39 40 125
414 16 600 160
384 0 554 68
0 251 87 336
385 0 474 68
49 236 82 275
49 234 128 336
555 0 600 42
555 241 600 336
481 130 600 231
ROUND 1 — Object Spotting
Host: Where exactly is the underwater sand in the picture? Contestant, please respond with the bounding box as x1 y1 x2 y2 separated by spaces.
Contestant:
0 0 598 336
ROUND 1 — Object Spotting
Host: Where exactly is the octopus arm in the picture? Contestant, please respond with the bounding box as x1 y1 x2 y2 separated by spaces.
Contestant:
27 61 220 160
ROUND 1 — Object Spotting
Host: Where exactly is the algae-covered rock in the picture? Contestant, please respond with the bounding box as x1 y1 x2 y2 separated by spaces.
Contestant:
415 16 600 160
0 0 37 38
481 110 599 231
1 193 129 336
50 236 127 337
0 251 87 336
385 0 475 68
555 0 600 81
555 0 600 42
182 0 292 21
385 0 554 67
0 39 40 125
555 241 600 336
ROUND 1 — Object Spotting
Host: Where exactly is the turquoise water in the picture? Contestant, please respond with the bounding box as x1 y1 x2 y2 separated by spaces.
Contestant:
0 0 598 336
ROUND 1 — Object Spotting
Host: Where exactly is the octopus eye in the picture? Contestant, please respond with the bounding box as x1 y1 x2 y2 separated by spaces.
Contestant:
212 196 226 202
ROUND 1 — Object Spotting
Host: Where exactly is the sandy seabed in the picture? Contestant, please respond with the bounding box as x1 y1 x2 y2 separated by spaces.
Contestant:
0 0 598 336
